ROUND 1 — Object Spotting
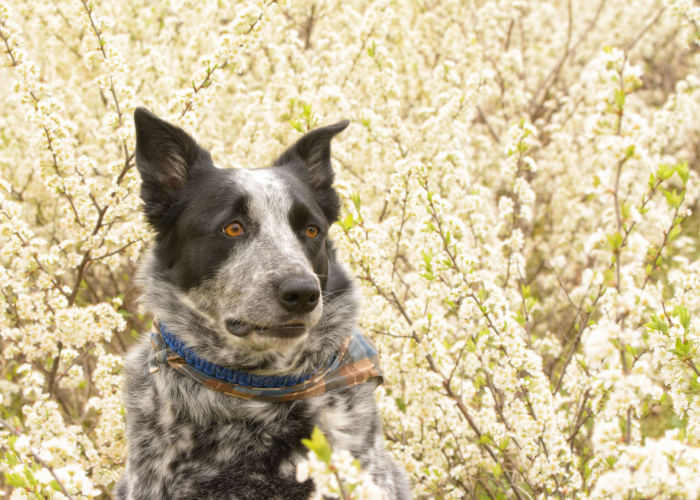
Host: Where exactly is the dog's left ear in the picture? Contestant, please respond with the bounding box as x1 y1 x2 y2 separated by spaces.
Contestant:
134 107 213 231
274 120 349 222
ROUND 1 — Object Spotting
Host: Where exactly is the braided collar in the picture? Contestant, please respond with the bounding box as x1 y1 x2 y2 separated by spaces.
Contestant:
148 322 383 402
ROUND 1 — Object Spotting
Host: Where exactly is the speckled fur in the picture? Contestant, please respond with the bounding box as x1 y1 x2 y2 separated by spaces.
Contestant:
116 109 410 499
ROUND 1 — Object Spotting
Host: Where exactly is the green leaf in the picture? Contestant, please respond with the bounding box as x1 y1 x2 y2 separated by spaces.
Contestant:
337 214 355 231
671 338 691 358
301 103 312 119
614 89 625 109
4 451 18 467
603 268 615 286
673 305 691 331
582 461 592 479
24 465 37 487
645 314 668 334
478 433 492 445
350 192 361 213
690 375 700 391
657 164 674 181
395 397 407 413
4 472 26 488
301 427 332 464
367 41 376 58
526 297 537 310
621 202 631 220
663 189 683 209
607 232 623 251
668 224 682 241
648 173 656 190
675 161 689 185
289 120 304 133
421 250 435 281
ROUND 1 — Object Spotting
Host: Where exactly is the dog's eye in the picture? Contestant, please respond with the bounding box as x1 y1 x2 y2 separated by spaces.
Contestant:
223 221 245 238
305 225 319 238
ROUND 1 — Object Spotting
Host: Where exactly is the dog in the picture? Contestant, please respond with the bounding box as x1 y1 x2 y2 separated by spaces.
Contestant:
115 108 410 499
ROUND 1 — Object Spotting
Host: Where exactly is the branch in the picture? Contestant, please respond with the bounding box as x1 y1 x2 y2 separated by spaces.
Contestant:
177 1 277 119
0 418 74 499
425 355 528 500
79 0 134 185
623 7 666 52
529 0 606 120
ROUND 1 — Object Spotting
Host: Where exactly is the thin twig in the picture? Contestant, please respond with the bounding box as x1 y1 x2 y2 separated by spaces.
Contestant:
0 419 74 499
623 7 665 52
529 0 606 120
476 105 501 143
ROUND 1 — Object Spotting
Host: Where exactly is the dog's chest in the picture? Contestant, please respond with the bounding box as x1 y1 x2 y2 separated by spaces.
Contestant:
154 391 367 469
310 388 380 458
132 399 312 494
315 395 360 451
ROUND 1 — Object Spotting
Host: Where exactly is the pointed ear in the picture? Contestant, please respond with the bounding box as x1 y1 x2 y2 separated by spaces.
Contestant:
134 107 212 229
273 120 349 221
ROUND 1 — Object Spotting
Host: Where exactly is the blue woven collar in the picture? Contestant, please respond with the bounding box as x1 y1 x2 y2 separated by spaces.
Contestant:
157 322 320 388
149 322 384 401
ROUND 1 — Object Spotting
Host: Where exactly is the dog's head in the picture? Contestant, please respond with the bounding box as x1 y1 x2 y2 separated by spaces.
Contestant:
134 108 357 371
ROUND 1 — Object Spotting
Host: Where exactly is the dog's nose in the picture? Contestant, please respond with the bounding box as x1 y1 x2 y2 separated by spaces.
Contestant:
277 277 320 314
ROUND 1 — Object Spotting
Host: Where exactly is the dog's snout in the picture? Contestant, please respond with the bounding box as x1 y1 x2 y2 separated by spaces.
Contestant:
277 276 320 314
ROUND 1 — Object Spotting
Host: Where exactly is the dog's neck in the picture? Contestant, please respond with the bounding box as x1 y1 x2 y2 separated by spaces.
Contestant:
136 249 361 376
148 321 383 402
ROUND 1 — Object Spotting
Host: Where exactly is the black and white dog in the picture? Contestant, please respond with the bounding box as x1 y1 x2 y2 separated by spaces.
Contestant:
115 108 410 499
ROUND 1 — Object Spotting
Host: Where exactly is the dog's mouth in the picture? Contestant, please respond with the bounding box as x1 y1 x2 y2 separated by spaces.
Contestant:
225 318 307 338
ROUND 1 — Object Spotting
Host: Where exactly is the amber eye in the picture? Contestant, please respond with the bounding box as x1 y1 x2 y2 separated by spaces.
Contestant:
305 225 319 238
223 221 245 237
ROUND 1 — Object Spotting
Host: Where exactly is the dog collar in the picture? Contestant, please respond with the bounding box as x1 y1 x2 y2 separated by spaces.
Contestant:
148 322 383 402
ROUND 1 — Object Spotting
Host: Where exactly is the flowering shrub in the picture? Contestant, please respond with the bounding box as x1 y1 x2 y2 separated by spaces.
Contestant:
1 0 700 498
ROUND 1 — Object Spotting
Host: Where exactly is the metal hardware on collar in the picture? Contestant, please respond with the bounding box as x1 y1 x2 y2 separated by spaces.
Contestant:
148 321 383 402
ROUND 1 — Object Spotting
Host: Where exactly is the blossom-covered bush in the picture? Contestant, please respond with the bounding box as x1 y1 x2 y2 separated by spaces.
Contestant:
1 0 700 498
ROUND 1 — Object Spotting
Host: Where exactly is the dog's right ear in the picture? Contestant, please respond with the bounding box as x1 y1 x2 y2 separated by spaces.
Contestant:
134 107 212 229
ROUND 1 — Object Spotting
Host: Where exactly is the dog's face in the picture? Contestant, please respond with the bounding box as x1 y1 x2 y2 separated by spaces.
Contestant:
134 108 350 354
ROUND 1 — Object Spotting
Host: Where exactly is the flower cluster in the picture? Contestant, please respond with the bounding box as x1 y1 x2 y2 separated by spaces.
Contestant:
1 0 700 498
297 427 385 500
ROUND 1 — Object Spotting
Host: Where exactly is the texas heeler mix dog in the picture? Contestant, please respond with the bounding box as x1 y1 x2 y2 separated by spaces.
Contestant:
115 108 410 499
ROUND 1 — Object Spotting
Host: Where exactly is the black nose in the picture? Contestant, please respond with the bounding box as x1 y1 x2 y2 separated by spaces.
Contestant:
277 277 320 314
